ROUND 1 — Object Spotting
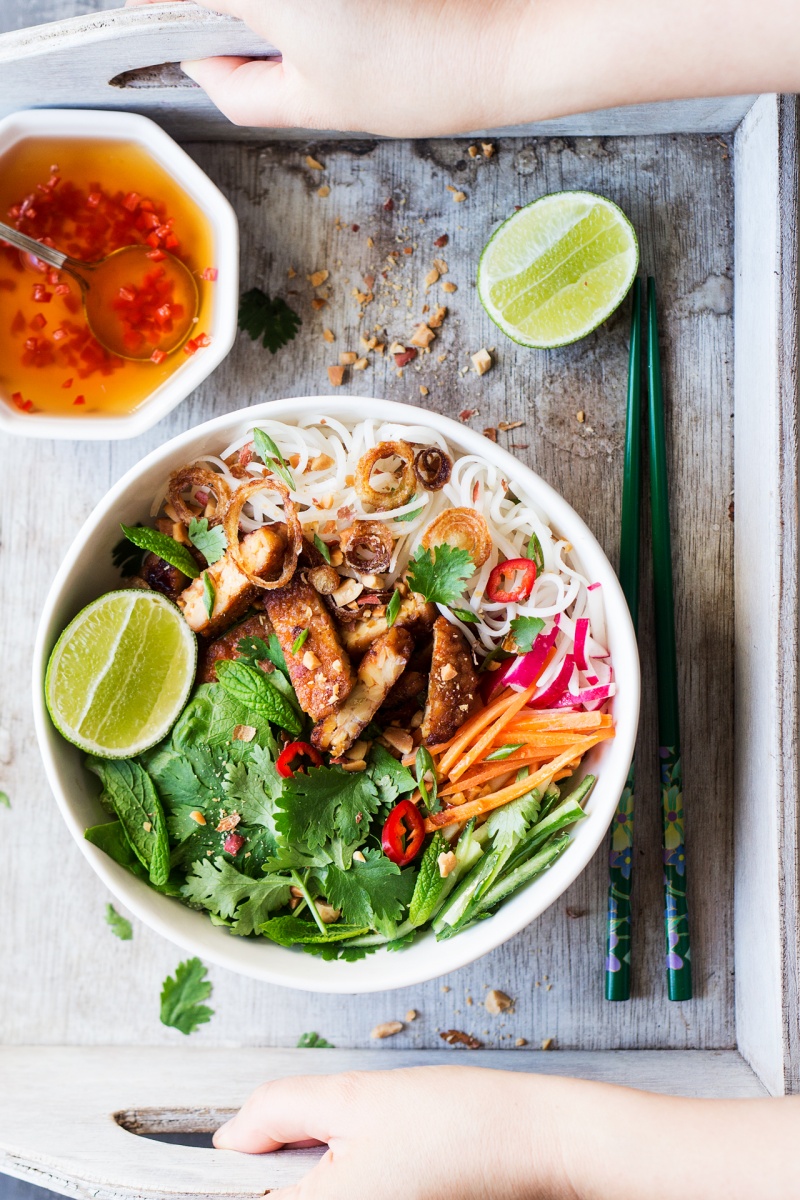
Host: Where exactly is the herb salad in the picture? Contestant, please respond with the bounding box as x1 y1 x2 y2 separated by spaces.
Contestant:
46 416 615 958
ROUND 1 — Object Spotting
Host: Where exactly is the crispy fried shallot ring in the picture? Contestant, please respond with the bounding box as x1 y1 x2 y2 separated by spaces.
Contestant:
414 445 452 491
355 440 416 511
340 520 394 574
421 507 492 568
222 475 301 590
168 466 232 526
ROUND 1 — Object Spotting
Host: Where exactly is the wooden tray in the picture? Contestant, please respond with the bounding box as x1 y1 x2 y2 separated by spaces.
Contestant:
0 5 797 1197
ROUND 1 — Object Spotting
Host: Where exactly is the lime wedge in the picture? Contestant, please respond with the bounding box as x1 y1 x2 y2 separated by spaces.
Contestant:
45 590 196 758
477 191 639 348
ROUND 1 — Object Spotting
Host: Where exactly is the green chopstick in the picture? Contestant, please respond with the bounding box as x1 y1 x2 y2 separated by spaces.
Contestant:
605 278 641 1001
647 277 692 1001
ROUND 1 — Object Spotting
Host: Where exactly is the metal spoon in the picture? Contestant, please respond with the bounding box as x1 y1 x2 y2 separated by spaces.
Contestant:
0 221 199 361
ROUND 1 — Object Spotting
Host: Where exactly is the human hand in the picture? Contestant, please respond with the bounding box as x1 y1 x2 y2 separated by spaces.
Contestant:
211 1065 574 1200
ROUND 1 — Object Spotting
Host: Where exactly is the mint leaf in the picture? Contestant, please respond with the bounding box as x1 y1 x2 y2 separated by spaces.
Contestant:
86 758 170 887
368 743 417 805
297 1031 333 1047
188 517 227 566
258 916 370 947
171 682 279 750
253 427 296 491
406 544 474 608
216 660 302 735
409 831 447 926
509 615 545 652
313 533 331 564
182 857 292 936
239 289 301 355
202 571 216 620
112 525 146 577
385 589 401 628
276 764 380 851
105 903 132 940
120 523 200 580
160 957 214 1035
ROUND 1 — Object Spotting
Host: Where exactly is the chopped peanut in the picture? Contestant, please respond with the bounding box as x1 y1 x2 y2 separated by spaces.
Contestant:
485 989 513 1014
323 328 335 342
438 850 457 878
433 257 449 275
371 1021 404 1040
420 385 429 396
471 348 493 376
189 810 206 826
317 185 330 198
440 663 458 682
410 323 436 349
382 726 414 756
339 351 358 365
311 297 328 311
353 356 369 371
442 281 457 294
467 144 479 158
308 269 329 287
481 142 495 158
302 649 321 669
305 155 324 170
425 267 440 288
327 364 346 387
427 305 447 329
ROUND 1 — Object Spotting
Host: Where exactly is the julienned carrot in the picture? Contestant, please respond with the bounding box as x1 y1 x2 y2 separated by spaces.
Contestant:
425 733 606 830
438 754 552 796
508 711 612 730
445 679 542 782
432 687 517 767
491 729 613 749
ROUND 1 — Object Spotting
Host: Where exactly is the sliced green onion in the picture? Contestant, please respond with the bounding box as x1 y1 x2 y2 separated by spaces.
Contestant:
484 743 526 762
292 628 310 655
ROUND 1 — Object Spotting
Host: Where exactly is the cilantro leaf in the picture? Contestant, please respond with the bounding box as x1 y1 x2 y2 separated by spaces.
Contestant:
253 427 296 491
224 746 282 831
188 517 227 566
258 916 370 947
105 903 132 940
368 743 417 805
182 857 292 936
509 615 545 652
238 288 301 354
297 1031 334 1048
322 848 414 932
160 957 214 1035
406 544 474 608
0 791 9 809
484 784 542 851
276 764 380 852
303 940 377 962
313 533 331 563
120 523 200 580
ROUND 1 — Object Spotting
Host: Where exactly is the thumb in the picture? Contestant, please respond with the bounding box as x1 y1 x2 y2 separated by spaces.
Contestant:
212 1073 352 1153
182 56 302 128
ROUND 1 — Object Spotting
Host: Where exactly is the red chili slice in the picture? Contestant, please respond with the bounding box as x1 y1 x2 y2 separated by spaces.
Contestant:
276 741 323 778
381 799 425 867
486 557 537 604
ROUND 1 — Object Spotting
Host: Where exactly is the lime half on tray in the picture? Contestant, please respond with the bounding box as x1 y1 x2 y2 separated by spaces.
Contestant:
45 590 196 759
477 191 639 349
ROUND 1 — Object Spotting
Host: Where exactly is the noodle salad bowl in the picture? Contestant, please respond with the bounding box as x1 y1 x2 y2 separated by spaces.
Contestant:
33 397 639 993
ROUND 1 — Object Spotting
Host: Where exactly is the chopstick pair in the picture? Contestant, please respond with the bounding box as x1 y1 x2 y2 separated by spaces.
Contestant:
604 278 692 1002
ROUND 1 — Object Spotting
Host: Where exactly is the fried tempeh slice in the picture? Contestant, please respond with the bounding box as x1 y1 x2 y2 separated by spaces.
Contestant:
197 610 273 684
311 626 414 757
179 526 286 636
263 577 355 721
339 591 436 658
421 617 480 747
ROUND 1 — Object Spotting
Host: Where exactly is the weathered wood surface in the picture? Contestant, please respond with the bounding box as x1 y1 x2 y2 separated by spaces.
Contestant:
0 1047 768 1200
0 1 758 140
733 94 800 1096
0 103 737 1054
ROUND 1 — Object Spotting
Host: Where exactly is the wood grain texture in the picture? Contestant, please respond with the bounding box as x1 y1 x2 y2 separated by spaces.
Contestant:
0 1047 767 1200
733 94 800 1096
0 2 757 140
0 129 736 1052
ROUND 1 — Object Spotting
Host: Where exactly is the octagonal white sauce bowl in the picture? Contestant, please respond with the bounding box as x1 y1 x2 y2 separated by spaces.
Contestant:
0 108 238 441
32 397 639 993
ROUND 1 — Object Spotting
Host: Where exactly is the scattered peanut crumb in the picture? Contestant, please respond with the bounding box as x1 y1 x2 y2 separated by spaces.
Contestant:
371 1021 404 1040
322 328 335 343
516 1038 528 1047
287 265 297 279
471 348 493 376
327 365 346 387
406 1009 419 1022
452 191 467 203
483 427 498 442
367 235 374 248
541 1037 553 1051
233 724 257 742
442 281 457 294
427 305 447 329
142 821 152 833
440 1030 482 1049
441 985 451 993
317 185 330 198
410 323 436 349
339 351 358 366
189 810 206 826
437 850 457 878
577 410 585 423
433 257 448 275
481 142 495 158
499 420 523 431
353 850 366 863
305 155 324 170
420 385 429 396
308 269 329 287
311 297 328 311
353 356 369 371
466 995 473 1006
485 989 514 1015
424 267 440 288
467 144 479 158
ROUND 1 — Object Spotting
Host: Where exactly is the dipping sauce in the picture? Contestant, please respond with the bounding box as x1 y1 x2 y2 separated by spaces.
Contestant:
0 138 216 417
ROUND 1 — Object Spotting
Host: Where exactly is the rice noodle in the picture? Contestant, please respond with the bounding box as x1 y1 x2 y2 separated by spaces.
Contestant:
154 417 613 709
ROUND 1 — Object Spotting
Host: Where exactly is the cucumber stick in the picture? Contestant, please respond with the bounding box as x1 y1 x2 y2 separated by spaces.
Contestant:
476 833 571 913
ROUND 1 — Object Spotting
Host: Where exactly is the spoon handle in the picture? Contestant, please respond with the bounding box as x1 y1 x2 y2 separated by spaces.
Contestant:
0 220 68 269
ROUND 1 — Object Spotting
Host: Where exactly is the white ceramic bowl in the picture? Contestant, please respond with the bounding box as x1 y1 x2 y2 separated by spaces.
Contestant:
0 109 238 440
33 398 639 993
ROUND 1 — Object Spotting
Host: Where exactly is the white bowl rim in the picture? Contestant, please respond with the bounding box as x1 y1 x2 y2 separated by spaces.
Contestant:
0 107 239 441
32 396 640 994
